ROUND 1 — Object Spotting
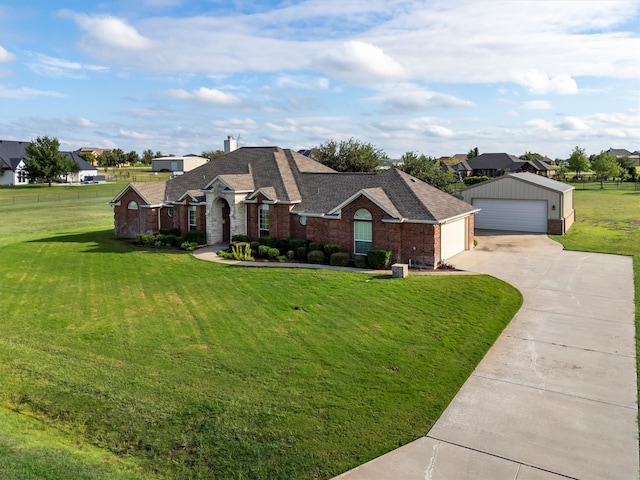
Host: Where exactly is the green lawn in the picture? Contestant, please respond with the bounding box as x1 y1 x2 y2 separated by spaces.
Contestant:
551 188 640 424
0 184 521 479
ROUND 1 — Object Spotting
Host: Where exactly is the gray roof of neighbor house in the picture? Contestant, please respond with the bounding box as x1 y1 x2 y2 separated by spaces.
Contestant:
0 140 30 170
607 148 632 157
114 146 476 223
460 172 574 193
466 153 525 170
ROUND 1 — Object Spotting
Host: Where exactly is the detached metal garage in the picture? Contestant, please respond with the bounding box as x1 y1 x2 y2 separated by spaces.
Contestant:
460 173 575 235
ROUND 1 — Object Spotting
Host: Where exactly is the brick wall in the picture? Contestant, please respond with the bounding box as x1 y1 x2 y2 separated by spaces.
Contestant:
114 189 156 238
548 209 575 235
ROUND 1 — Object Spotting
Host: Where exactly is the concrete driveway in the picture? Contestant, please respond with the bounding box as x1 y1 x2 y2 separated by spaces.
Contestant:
335 231 638 480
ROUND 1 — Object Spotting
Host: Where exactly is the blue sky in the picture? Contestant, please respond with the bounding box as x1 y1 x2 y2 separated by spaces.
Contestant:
0 0 638 159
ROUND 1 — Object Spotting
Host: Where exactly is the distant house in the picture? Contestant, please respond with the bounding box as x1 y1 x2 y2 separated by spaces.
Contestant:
152 155 209 174
75 147 112 166
606 148 640 167
110 146 478 266
455 153 555 178
0 140 97 185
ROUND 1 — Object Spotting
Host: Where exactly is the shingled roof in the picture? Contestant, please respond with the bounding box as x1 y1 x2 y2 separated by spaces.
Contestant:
117 147 475 223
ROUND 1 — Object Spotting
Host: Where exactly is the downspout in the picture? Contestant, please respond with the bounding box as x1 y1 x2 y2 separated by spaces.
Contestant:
157 207 161 232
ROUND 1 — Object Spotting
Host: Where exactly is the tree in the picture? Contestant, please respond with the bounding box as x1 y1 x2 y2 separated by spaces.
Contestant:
126 150 140 165
22 136 71 186
616 155 637 182
520 151 543 162
567 146 590 179
201 150 225 161
590 151 622 188
554 163 568 182
311 138 388 172
141 149 154 165
397 151 456 194
466 147 479 159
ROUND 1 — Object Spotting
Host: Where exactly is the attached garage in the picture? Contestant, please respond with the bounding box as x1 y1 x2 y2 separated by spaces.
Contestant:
440 217 468 260
460 173 575 235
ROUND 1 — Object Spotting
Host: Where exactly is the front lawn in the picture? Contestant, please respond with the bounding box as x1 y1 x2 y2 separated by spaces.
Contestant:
0 185 522 479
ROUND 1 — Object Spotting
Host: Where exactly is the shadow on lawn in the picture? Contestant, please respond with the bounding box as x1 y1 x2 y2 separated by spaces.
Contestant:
28 229 186 255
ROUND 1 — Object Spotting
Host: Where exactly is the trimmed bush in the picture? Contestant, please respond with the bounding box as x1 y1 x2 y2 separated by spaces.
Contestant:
463 175 490 186
258 245 270 258
250 241 260 255
324 243 341 256
268 247 279 259
367 248 393 269
277 238 291 252
181 241 198 251
295 246 308 260
277 255 287 263
330 252 350 267
159 227 180 236
353 255 368 268
286 250 295 260
307 250 325 264
184 230 206 245
159 234 178 247
289 238 307 252
135 233 155 246
258 236 277 247
309 241 324 253
231 234 251 243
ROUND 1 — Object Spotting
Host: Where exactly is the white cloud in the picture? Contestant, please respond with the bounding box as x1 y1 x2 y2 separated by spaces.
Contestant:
372 85 475 112
514 70 578 95
119 129 153 140
166 87 242 106
523 100 552 110
316 40 405 84
64 11 153 50
275 75 329 90
26 53 108 78
0 85 64 99
0 44 15 62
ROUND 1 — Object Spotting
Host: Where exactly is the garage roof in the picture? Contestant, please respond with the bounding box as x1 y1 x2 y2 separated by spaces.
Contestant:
461 172 573 194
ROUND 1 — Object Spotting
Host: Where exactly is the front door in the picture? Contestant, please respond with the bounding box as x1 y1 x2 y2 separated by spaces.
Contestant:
221 199 230 242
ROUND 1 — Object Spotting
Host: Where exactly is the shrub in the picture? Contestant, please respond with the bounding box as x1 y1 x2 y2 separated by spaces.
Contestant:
309 241 324 252
463 175 490 186
258 236 277 247
181 241 198 251
307 250 325 264
184 230 206 245
295 246 308 260
367 248 392 269
250 241 260 255
277 255 287 262
330 252 350 267
353 255 368 268
437 259 456 270
286 250 295 260
258 245 270 258
159 227 180 236
324 243 341 256
268 247 279 259
277 238 291 252
232 243 254 261
217 250 234 259
135 233 155 246
289 238 307 252
160 234 179 247
231 234 251 243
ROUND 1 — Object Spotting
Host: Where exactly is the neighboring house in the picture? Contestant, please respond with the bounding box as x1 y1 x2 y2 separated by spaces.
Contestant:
75 147 112 166
0 140 98 185
455 153 555 178
110 147 478 266
606 148 640 167
459 172 575 235
152 155 209 174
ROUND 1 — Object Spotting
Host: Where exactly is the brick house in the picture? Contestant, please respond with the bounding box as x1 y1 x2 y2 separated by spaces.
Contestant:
110 147 477 266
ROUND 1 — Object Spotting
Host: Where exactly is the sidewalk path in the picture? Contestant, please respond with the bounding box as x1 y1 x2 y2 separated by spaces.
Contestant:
334 233 638 480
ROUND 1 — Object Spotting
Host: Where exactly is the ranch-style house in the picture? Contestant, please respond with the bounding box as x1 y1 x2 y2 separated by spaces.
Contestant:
110 147 478 266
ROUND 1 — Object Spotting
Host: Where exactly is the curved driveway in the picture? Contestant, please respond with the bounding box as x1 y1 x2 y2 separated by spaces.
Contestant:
336 232 637 480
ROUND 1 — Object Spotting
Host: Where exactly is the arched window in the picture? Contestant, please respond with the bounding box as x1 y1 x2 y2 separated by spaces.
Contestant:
354 209 372 255
127 201 138 210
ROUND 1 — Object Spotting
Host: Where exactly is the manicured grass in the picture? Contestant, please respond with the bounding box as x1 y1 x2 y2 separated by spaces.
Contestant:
0 185 522 479
550 188 640 425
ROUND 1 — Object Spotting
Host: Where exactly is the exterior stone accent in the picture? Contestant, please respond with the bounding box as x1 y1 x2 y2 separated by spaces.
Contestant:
392 264 409 278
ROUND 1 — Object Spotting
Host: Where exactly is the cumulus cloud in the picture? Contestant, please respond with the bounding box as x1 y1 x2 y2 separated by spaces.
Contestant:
316 40 405 84
166 87 242 106
372 86 475 112
514 69 578 95
63 11 153 50
0 44 15 62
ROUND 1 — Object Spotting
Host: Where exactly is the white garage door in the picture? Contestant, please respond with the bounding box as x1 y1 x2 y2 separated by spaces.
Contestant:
473 199 547 233
441 217 467 260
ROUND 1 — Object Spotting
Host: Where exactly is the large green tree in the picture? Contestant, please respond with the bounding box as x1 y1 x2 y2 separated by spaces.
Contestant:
311 138 388 172
398 151 456 194
590 151 622 188
23 136 71 186
567 146 590 179
520 151 544 162
201 150 225 161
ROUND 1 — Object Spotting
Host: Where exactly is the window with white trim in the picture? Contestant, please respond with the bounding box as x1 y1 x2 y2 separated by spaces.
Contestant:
258 204 270 237
188 205 197 231
354 208 372 255
128 201 138 210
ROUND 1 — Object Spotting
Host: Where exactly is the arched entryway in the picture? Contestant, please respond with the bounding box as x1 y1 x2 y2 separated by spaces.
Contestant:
221 198 231 242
